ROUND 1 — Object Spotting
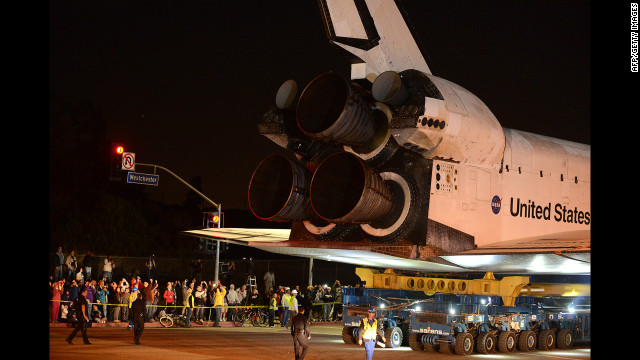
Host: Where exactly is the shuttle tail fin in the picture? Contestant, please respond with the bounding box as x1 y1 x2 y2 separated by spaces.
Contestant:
319 0 431 78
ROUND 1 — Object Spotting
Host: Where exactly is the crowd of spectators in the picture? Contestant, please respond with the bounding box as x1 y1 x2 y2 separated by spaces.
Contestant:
49 250 346 325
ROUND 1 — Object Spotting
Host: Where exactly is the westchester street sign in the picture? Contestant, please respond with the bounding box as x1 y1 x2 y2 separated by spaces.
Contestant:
126 172 159 186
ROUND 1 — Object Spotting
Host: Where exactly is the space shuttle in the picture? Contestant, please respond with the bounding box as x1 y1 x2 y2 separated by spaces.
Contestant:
185 0 590 275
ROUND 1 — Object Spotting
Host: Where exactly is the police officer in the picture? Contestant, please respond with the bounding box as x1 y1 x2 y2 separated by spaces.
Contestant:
65 287 91 345
131 289 146 345
290 307 310 360
358 307 385 360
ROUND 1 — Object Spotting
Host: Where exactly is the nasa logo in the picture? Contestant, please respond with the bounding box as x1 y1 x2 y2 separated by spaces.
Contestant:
491 196 502 214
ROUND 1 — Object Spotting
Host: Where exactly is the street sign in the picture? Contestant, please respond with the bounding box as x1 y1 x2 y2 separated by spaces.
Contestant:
122 152 135 171
126 172 159 186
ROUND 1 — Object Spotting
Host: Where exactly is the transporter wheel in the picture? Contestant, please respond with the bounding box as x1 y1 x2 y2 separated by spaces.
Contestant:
400 324 410 346
384 326 403 348
518 330 536 351
498 331 517 353
476 331 496 354
538 329 556 350
556 329 574 349
342 326 357 344
454 333 474 356
408 332 425 351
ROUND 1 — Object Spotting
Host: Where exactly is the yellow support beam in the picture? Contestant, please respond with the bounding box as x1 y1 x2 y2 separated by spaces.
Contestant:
356 268 529 306
355 268 590 307
520 283 590 297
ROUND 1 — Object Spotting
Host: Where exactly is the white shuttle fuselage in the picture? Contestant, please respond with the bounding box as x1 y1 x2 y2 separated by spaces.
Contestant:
185 0 590 275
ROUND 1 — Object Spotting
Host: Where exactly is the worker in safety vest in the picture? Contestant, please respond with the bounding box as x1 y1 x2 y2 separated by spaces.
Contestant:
281 287 291 328
268 292 278 327
287 289 299 330
185 288 194 328
358 307 385 360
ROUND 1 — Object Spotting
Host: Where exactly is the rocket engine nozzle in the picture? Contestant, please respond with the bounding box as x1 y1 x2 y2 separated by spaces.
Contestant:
248 154 312 222
310 152 393 223
296 72 375 146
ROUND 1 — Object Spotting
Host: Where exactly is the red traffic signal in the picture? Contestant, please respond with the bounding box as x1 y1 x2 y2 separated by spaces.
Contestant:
204 211 223 228
110 143 125 181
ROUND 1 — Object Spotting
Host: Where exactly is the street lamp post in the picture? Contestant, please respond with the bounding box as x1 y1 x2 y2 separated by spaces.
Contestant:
136 162 223 283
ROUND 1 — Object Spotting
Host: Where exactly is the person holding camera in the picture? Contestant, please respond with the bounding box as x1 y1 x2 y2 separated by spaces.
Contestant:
143 279 158 322
213 280 226 327
65 250 77 283
194 282 207 324
102 255 115 283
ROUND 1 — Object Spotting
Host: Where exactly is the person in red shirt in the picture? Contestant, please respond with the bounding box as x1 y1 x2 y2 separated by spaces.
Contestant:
163 282 175 315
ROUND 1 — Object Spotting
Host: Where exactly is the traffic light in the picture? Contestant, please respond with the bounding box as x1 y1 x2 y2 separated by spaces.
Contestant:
204 211 223 228
110 143 124 181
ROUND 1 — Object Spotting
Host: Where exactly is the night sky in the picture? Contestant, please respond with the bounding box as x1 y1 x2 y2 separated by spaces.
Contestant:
49 0 591 211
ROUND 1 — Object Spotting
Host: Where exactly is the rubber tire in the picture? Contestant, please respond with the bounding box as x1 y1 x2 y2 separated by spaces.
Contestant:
498 331 517 353
518 330 536 352
408 332 424 351
476 331 496 354
159 316 173 328
454 333 474 355
384 326 403 348
538 329 556 350
175 315 186 327
557 329 574 349
342 327 356 344
232 311 246 327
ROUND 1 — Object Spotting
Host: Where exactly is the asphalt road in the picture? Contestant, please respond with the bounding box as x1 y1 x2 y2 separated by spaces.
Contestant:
49 324 591 359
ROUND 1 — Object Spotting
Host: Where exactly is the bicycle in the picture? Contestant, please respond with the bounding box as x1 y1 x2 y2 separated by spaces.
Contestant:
159 310 187 328
232 307 267 327
250 308 268 327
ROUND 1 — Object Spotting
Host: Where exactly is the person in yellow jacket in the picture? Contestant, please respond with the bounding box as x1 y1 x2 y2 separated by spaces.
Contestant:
268 292 278 327
127 287 139 330
281 288 291 328
358 308 385 360
213 281 226 327
185 288 194 328
286 289 299 330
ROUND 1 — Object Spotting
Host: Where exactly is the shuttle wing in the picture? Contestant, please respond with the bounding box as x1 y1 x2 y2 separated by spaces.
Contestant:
451 230 590 255
182 228 590 274
440 231 590 274
320 0 431 76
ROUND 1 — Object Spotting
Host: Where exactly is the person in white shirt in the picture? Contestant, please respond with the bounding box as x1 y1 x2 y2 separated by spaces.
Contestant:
102 255 115 282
